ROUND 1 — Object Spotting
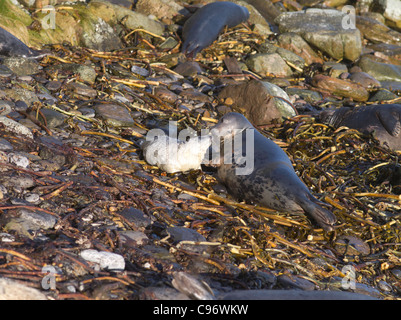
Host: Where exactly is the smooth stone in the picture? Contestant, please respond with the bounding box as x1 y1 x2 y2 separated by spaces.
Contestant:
311 74 369 101
335 235 370 256
349 71 381 88
2 57 41 76
0 278 47 300
0 101 12 116
0 116 33 139
221 289 379 300
3 87 39 106
356 16 401 45
67 82 97 98
259 42 305 72
7 152 30 168
0 138 13 151
153 86 179 103
93 103 135 127
359 55 401 82
275 9 362 61
118 207 152 228
369 89 398 102
277 32 324 65
0 175 35 189
218 79 296 125
34 108 67 128
286 88 322 102
80 249 125 271
246 52 293 77
118 230 148 246
167 226 206 243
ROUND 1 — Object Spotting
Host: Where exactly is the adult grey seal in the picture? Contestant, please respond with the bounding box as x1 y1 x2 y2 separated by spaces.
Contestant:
0 26 39 58
211 112 337 231
319 104 401 151
182 1 249 58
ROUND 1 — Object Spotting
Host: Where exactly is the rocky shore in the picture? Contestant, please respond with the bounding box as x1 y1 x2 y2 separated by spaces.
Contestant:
0 0 401 300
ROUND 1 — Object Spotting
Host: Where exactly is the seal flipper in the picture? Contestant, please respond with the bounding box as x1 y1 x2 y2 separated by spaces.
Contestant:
298 196 337 231
376 107 401 137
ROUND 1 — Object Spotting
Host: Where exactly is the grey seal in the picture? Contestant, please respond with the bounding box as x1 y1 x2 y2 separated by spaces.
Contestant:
319 104 401 151
0 26 40 58
182 1 249 58
211 112 337 231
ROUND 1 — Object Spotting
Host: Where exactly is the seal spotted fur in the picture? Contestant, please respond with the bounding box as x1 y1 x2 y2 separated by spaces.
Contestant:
211 112 337 231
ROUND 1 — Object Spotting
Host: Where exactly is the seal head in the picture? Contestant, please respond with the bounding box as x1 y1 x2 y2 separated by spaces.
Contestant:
182 2 250 58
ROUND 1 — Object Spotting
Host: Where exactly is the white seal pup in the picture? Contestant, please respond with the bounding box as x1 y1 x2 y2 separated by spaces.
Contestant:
211 112 337 231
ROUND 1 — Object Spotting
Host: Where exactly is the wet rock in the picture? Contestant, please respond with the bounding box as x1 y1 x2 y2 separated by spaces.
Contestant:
2 57 41 76
286 88 322 103
311 75 370 102
2 208 57 238
349 72 381 89
118 230 148 247
323 62 348 78
4 87 39 106
221 289 378 300
135 0 188 20
276 9 362 61
0 116 33 139
277 32 324 65
174 61 203 77
218 79 296 125
0 278 47 300
334 235 371 256
246 53 293 77
258 42 305 73
93 103 135 127
0 174 35 189
81 18 123 52
80 249 125 271
7 152 30 168
118 207 152 229
112 3 165 36
167 226 207 243
356 16 401 45
67 82 97 99
370 0 401 26
369 89 398 102
33 108 67 128
172 272 215 300
358 55 401 82
153 86 180 103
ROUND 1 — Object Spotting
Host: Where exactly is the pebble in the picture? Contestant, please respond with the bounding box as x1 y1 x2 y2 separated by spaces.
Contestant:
80 249 125 271
119 230 149 246
246 53 293 77
7 152 30 168
167 226 207 243
0 278 47 300
0 116 33 139
118 207 152 228
311 74 369 101
93 103 135 127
